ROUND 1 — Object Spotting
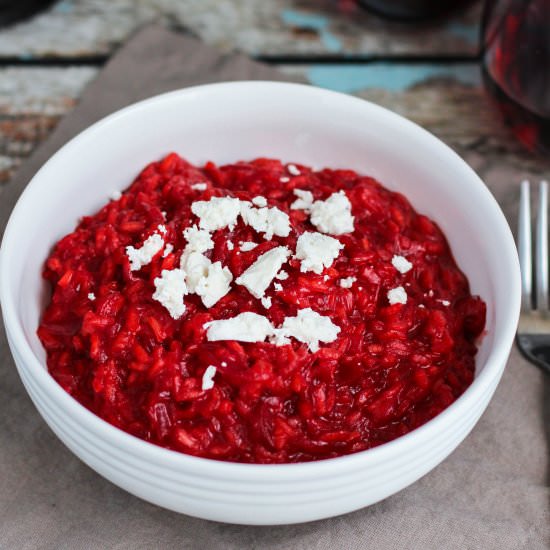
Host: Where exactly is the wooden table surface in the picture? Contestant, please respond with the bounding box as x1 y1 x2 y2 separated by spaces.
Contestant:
0 0 548 223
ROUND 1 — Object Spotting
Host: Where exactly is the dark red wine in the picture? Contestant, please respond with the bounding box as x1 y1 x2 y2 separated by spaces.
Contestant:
357 0 473 20
482 0 550 155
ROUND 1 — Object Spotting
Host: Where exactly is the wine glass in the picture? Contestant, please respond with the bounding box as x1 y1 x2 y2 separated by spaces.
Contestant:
482 0 550 155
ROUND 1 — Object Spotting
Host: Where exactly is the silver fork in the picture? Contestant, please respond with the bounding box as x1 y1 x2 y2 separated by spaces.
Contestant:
516 180 550 374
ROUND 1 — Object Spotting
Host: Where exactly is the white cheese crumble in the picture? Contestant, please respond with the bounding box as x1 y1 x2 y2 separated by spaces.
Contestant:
290 189 314 212
236 246 291 298
191 196 241 231
287 164 301 176
182 224 214 255
392 255 413 274
276 270 289 280
239 241 258 252
87 292 96 301
280 176 290 183
275 308 341 353
195 261 233 308
227 240 235 251
339 276 356 288
110 190 122 201
310 191 354 235
205 312 275 342
252 196 268 207
126 228 165 271
205 308 340 353
180 251 211 293
153 268 187 319
162 243 174 258
439 299 451 306
240 202 291 240
295 232 344 274
274 282 283 292
202 366 217 390
261 296 272 309
191 182 207 191
387 286 408 305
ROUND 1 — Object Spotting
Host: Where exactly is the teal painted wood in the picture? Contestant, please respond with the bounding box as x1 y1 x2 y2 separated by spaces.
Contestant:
0 0 481 58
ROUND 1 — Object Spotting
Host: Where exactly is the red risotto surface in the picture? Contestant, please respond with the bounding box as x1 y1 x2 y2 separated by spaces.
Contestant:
38 154 486 463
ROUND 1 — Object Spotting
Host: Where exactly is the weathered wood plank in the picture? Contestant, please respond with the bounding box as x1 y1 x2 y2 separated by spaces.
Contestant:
0 0 481 59
0 67 96 183
2 63 546 210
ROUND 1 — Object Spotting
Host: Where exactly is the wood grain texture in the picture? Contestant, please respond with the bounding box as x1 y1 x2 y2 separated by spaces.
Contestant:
2 62 547 201
0 67 96 183
0 0 481 59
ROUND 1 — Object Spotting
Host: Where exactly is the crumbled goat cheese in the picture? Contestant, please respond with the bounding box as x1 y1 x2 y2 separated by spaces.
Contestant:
295 232 344 274
236 246 291 298
239 241 258 252
290 189 314 212
276 270 289 280
261 296 272 309
275 308 341 353
195 261 233 308
274 282 283 292
191 182 207 191
180 251 211 293
388 286 408 305
310 191 354 235
227 240 235 251
126 228 165 271
240 202 291 240
280 176 290 183
110 190 122 201
87 292 96 301
287 164 301 176
205 312 275 342
339 276 356 289
221 361 227 367
191 196 241 231
205 308 340 353
252 196 268 207
439 299 451 306
392 255 413 274
202 366 217 390
182 224 214 254
162 243 174 258
153 268 187 319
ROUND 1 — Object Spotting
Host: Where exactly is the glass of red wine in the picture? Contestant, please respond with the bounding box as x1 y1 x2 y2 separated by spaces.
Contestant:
482 0 550 155
356 0 474 20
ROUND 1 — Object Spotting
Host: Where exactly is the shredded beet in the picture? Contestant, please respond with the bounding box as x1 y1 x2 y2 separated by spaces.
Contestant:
38 154 486 463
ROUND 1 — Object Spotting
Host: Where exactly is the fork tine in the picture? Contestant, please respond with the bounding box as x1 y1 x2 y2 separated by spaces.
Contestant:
519 180 532 311
536 180 549 311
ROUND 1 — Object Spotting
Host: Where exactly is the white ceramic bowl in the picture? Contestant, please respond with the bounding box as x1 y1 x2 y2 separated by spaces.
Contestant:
0 81 520 525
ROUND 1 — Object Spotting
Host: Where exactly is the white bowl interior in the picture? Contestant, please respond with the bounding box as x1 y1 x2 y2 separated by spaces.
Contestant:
5 82 505 377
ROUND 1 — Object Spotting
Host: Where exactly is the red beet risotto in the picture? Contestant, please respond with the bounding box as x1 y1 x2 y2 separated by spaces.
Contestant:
38 154 486 463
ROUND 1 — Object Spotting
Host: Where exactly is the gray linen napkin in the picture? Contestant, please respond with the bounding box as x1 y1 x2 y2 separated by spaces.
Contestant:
0 25 548 550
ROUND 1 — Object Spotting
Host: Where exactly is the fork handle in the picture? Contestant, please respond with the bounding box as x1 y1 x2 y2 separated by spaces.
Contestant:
516 334 550 374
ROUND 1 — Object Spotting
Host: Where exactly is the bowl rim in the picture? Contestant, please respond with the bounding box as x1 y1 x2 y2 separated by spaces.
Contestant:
0 80 521 478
